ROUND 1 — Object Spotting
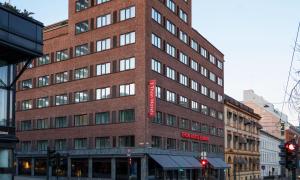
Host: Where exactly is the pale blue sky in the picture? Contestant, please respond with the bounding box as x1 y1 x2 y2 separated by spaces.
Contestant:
4 0 300 124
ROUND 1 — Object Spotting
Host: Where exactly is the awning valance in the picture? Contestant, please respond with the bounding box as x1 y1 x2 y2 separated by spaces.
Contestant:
207 157 230 169
149 154 201 170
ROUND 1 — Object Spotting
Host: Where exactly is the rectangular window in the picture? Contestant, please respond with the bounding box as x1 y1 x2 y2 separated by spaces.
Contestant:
151 8 161 24
151 33 161 49
190 40 198 51
179 9 188 23
74 114 88 126
179 31 188 44
156 86 161 99
76 0 89 12
97 14 111 28
120 57 135 71
75 67 89 80
55 139 67 151
179 74 188 86
179 119 190 129
55 117 68 128
179 96 188 107
166 20 176 35
95 112 110 124
97 0 110 4
166 114 176 126
151 59 161 73
22 79 32 89
37 55 50 66
97 38 111 52
119 136 135 147
209 54 216 64
75 44 89 57
201 66 208 77
210 90 216 100
210 109 217 118
56 49 69 61
191 80 198 91
37 76 49 87
120 6 135 21
200 47 208 58
119 109 135 123
191 101 199 111
166 67 176 80
152 136 162 148
75 20 89 34
190 60 198 71
55 71 68 84
192 122 200 131
153 111 163 124
21 120 31 131
120 32 136 46
74 138 87 149
36 119 48 129
96 87 111 100
37 140 48 151
166 0 176 12
209 72 216 82
179 52 188 65
21 141 31 152
119 83 135 96
55 94 68 106
166 90 176 103
201 105 208 115
167 138 176 149
201 85 208 96
218 77 223 86
166 43 176 57
37 97 49 108
180 140 189 151
22 100 32 110
217 60 223 70
218 94 223 102
96 137 111 148
74 91 89 103
96 63 111 75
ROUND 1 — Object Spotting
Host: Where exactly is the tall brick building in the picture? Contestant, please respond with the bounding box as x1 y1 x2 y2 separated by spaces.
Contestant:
15 0 226 179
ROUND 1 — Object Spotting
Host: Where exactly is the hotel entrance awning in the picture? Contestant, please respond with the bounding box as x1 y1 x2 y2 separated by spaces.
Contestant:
149 154 201 170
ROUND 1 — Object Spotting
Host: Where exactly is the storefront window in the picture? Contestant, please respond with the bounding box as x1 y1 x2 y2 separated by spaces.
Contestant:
18 158 32 176
34 159 47 176
93 158 111 178
52 158 68 177
71 159 88 177
0 149 13 168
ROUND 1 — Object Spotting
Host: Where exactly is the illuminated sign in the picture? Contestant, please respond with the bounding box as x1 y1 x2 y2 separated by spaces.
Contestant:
148 80 156 118
0 131 8 135
181 132 209 141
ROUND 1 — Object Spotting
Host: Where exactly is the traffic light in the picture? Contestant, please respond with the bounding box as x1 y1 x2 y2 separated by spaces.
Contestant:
285 140 298 170
278 143 286 166
200 159 208 167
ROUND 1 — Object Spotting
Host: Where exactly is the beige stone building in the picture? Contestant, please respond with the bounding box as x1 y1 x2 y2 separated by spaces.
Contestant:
224 95 262 180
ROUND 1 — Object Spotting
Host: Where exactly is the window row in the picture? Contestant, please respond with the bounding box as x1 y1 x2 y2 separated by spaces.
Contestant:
19 109 135 132
151 8 223 70
151 34 223 86
154 85 224 121
151 58 223 103
152 111 224 137
19 57 136 90
20 84 135 110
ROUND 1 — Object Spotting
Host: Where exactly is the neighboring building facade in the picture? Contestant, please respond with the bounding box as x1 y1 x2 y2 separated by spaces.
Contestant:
243 90 288 139
15 0 226 179
0 4 43 180
260 130 281 178
224 95 261 180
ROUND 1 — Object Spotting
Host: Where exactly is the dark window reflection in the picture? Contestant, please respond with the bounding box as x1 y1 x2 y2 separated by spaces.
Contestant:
71 158 88 177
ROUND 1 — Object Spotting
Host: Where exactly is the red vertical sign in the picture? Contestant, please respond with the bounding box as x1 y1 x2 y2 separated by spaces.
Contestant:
148 80 156 118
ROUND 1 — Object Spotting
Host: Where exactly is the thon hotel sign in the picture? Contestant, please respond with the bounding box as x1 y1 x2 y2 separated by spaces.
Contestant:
148 80 156 118
181 132 209 141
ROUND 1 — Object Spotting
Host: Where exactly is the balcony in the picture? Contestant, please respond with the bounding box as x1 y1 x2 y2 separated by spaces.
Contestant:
0 5 43 66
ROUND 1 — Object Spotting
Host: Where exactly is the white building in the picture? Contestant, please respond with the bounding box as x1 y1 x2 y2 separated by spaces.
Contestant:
260 130 282 177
